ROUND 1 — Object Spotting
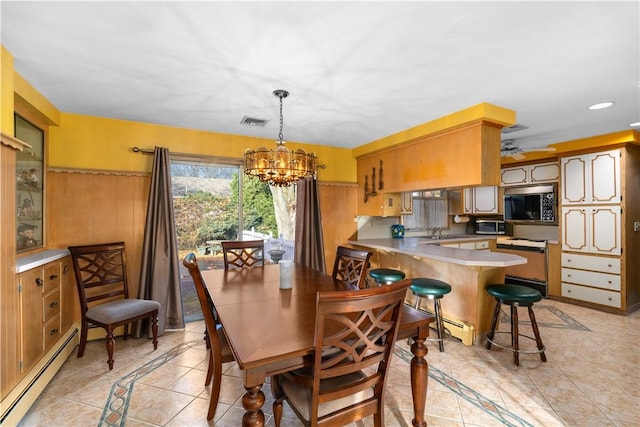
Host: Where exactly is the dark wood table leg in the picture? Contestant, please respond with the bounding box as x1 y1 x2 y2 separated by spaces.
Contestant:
410 325 429 427
241 384 265 427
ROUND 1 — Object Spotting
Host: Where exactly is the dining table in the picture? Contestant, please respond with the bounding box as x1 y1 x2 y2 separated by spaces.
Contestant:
201 263 435 427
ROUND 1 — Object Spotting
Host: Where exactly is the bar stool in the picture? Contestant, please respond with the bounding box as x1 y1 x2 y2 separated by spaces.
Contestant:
486 284 547 366
368 268 405 287
410 278 451 352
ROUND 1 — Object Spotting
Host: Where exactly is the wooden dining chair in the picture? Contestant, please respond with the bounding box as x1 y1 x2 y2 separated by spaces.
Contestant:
221 239 264 270
68 242 160 370
331 246 373 289
182 253 235 420
272 279 411 427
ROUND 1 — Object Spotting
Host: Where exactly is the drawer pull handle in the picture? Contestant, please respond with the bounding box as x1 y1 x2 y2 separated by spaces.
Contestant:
49 274 58 280
608 281 612 284
49 328 58 335
607 264 612 268
49 301 59 308
63 265 70 274
567 274 571 277
608 298 612 301
567 290 572 293
35 278 44 287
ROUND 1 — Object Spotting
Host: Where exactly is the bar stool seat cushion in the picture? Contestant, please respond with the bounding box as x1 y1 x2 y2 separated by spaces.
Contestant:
486 284 542 303
410 278 452 298
369 268 405 283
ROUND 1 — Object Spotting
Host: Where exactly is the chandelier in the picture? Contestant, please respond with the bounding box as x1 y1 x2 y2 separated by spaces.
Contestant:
243 90 318 187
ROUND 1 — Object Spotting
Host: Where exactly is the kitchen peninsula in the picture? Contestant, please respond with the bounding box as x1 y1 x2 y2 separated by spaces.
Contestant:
348 236 527 345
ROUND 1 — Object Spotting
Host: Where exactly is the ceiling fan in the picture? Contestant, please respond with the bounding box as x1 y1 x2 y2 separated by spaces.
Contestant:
500 139 556 160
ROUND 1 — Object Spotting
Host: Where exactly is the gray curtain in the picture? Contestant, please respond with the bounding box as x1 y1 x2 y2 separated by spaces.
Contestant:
137 147 184 336
294 177 326 273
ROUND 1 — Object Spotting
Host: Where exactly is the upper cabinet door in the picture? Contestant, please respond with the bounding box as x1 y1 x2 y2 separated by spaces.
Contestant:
590 151 621 204
501 162 559 187
561 149 620 205
529 162 560 184
500 166 528 186
472 186 499 214
561 155 588 204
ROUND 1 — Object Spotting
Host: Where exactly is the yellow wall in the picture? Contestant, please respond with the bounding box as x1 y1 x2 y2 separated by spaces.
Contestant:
49 113 356 182
1 46 15 134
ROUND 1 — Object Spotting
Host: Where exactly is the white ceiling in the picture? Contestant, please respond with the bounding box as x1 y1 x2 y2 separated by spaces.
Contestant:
1 1 639 153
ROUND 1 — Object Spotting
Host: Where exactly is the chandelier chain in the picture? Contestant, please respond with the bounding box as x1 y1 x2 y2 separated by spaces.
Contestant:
278 93 284 144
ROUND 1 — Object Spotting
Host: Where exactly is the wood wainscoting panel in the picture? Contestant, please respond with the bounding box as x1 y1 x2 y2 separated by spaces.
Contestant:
47 169 150 322
318 183 358 273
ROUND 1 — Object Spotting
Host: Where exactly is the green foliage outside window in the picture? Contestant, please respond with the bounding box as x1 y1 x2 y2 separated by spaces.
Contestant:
230 173 278 236
173 170 278 250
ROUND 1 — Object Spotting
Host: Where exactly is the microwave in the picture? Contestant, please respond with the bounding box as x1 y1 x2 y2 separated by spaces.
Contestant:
503 184 556 223
475 219 506 235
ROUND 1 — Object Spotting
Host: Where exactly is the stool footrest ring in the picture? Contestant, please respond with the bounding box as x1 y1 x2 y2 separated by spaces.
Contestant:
486 331 546 355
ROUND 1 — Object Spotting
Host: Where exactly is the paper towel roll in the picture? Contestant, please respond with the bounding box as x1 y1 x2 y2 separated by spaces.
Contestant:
454 215 470 223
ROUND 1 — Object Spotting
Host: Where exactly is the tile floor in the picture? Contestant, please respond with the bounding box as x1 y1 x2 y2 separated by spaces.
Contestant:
17 298 640 427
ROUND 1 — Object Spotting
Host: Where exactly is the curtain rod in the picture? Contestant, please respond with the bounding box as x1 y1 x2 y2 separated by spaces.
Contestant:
131 146 241 165
131 146 326 169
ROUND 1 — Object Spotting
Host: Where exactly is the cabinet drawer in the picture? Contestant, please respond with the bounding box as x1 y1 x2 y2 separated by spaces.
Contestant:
43 263 61 293
562 283 621 308
561 268 620 291
43 290 61 322
561 253 620 274
43 315 61 351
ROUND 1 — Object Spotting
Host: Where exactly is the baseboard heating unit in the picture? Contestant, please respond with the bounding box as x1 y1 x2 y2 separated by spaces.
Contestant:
0 327 78 426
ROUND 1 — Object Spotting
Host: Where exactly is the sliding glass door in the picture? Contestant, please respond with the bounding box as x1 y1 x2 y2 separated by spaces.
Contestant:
170 159 295 322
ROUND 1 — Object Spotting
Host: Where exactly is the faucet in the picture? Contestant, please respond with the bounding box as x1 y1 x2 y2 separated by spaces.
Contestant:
431 227 442 238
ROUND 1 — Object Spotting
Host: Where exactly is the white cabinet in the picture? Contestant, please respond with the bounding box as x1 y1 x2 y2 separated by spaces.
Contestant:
561 253 622 308
463 186 499 214
559 148 626 311
561 150 621 205
501 162 559 186
561 206 621 255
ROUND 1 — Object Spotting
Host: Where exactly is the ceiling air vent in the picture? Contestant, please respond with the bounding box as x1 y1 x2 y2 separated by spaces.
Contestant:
501 124 529 134
240 116 268 127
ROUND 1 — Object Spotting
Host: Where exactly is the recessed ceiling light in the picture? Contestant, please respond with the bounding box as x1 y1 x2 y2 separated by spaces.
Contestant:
588 101 614 110
630 121 640 127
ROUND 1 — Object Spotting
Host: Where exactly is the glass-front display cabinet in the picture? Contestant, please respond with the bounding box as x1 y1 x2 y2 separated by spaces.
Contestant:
15 115 45 253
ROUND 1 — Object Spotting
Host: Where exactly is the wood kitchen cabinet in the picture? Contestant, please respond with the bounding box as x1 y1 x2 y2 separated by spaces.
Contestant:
15 257 69 377
2 131 77 423
355 118 504 217
500 161 559 186
1 133 29 399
